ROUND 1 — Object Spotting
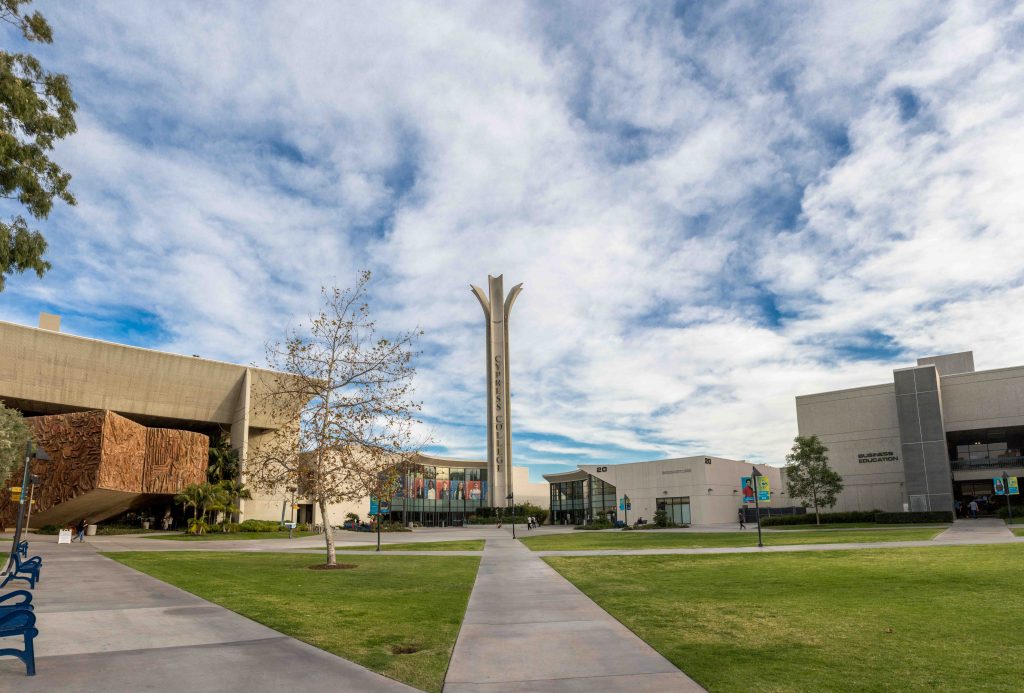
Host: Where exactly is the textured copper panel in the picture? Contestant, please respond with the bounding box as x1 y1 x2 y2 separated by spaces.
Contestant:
0 410 209 528
97 411 146 492
143 428 208 493
1 410 106 527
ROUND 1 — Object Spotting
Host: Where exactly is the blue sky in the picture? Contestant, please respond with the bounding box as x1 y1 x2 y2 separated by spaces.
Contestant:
3 1 1024 482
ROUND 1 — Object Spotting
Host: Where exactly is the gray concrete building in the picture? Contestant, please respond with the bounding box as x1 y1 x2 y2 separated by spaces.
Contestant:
796 351 1024 513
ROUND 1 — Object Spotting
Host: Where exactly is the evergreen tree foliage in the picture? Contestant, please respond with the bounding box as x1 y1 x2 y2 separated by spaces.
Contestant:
0 0 77 290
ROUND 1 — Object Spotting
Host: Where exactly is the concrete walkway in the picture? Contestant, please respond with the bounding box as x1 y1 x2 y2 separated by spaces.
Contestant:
0 540 419 692
933 517 1015 541
443 537 705 692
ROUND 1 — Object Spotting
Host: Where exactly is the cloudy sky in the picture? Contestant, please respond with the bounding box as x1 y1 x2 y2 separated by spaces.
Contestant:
2 1 1023 480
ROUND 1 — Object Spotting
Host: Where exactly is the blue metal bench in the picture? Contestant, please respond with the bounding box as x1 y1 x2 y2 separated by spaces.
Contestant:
0 589 33 612
0 553 42 589
16 540 28 558
0 607 38 675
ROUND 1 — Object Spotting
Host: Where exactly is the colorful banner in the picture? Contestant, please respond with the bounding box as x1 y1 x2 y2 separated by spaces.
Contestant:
741 477 754 502
1009 477 1020 495
757 476 771 502
993 477 1006 495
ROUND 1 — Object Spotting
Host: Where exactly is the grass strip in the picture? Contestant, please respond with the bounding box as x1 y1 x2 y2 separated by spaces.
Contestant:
339 540 484 551
520 527 942 551
108 551 478 692
143 531 319 541
546 545 1024 692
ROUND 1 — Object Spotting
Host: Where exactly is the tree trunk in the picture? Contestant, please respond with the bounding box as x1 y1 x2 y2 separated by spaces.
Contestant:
319 498 336 566
813 487 820 525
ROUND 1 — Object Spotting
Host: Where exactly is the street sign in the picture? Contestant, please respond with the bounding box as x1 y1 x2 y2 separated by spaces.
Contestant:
741 477 754 502
284 522 296 529
994 477 1006 495
757 476 771 502
9 486 21 493
370 498 378 515
1009 477 1020 495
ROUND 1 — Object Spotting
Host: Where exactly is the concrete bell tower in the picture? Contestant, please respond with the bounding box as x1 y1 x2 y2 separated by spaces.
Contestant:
471 275 523 508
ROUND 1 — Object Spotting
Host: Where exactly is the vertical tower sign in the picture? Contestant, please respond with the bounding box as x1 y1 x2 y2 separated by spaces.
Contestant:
471 275 523 508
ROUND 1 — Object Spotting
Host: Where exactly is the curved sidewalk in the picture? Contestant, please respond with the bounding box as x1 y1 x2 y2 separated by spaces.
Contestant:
0 540 419 692
443 537 705 692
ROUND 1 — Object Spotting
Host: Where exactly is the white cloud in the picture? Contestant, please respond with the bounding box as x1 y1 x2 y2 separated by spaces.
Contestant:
3 0 1023 472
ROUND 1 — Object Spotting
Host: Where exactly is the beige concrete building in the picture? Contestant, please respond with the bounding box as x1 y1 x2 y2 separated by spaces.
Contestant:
796 351 1024 513
545 456 784 526
0 316 547 528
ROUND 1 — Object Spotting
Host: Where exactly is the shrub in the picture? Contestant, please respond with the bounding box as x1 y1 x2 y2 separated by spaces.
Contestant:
36 524 61 535
875 511 954 524
220 522 241 533
761 511 878 527
654 509 670 528
574 518 615 531
239 519 282 532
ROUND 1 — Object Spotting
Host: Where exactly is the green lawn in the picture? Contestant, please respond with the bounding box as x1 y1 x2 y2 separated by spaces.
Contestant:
1014 528 1024 537
108 551 478 692
340 540 484 551
144 531 319 541
520 528 942 551
546 545 1024 692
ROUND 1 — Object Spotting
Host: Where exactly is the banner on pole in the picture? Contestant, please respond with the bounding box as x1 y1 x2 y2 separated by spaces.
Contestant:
993 477 1006 495
757 476 771 502
1009 477 1020 495
741 477 754 502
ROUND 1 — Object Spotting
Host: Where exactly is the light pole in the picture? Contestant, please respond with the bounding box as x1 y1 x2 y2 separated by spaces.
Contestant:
287 486 297 539
506 492 516 539
1003 472 1013 524
751 466 764 548
4 441 50 575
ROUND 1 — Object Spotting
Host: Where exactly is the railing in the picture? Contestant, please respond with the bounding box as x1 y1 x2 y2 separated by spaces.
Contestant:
950 456 1024 471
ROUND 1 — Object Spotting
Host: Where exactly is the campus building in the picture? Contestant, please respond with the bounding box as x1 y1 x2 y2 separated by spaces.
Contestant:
795 351 1024 513
544 456 784 526
0 315 546 528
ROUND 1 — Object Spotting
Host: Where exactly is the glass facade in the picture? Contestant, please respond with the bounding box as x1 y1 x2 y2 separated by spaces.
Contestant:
656 496 691 525
549 474 617 525
389 465 488 526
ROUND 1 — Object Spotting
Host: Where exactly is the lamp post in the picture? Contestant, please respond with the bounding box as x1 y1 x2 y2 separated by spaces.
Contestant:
4 441 50 575
506 492 516 539
287 486 297 539
751 466 764 548
1003 472 1013 524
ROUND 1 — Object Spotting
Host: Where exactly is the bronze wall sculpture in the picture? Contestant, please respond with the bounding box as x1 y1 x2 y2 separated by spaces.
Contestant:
0 410 207 528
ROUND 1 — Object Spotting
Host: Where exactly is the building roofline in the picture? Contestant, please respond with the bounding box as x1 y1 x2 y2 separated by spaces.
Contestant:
0 319 288 376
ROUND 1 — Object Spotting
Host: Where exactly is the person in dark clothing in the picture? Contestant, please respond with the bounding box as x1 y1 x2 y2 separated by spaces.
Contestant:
74 518 87 542
738 508 746 530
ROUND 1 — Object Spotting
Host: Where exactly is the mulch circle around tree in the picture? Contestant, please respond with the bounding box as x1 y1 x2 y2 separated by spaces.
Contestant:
390 643 422 655
307 563 358 570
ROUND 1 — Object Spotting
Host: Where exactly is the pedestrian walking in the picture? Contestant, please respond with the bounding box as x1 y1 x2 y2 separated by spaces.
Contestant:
738 508 746 530
74 517 88 542
968 499 979 519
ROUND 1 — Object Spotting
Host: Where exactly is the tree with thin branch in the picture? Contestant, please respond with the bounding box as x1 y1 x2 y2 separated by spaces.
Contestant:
247 272 424 567
785 435 843 525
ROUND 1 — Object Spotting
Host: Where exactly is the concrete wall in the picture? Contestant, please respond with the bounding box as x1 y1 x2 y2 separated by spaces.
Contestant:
0 320 286 428
795 383 905 512
940 365 1024 432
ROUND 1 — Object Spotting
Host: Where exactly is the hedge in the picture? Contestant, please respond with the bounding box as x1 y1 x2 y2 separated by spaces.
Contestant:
760 510 953 526
760 511 879 526
874 511 954 524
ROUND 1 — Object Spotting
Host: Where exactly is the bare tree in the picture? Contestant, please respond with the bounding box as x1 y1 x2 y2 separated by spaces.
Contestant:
247 272 423 567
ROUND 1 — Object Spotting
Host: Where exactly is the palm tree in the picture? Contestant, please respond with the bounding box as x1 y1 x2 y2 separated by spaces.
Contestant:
207 437 240 483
